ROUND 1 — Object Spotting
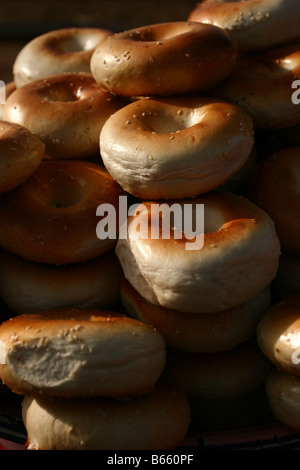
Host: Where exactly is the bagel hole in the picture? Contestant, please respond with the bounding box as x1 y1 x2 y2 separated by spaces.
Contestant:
143 107 202 134
43 179 85 209
52 189 83 209
48 34 100 53
38 82 80 102
146 201 226 240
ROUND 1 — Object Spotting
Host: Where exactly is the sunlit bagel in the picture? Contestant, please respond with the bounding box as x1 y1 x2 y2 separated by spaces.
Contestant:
0 160 124 265
100 96 254 199
13 27 113 87
215 43 300 130
0 308 166 398
4 72 127 159
121 277 271 353
91 21 237 97
188 0 300 52
257 294 300 376
22 381 190 450
116 191 280 313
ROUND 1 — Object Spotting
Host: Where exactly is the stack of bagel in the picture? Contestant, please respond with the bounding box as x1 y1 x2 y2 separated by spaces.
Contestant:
0 0 299 449
0 27 190 450
257 294 300 434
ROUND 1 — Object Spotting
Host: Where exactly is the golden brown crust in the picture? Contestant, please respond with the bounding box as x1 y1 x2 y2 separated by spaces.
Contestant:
257 294 300 375
100 96 254 199
0 159 124 264
91 21 237 97
0 120 45 194
4 72 127 159
188 0 300 52
121 277 271 353
0 308 166 398
22 381 190 450
247 147 300 255
0 247 123 314
13 28 113 87
116 191 280 313
215 44 300 130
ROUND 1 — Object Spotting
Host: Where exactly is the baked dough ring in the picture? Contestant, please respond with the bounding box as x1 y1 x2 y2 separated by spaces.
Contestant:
0 160 124 265
22 381 190 450
0 308 166 398
100 96 254 199
91 21 237 97
0 120 44 194
247 147 300 255
188 0 300 52
13 27 112 87
121 277 271 353
0 247 123 314
265 368 300 433
4 72 127 159
116 191 280 313
215 43 300 130
257 294 300 376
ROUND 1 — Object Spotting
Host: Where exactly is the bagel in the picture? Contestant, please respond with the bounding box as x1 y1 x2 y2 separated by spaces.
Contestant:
120 277 271 353
0 247 123 314
247 147 300 256
4 72 127 159
265 368 300 433
22 381 190 450
90 21 237 97
100 96 254 199
215 43 300 130
13 27 112 87
0 159 124 265
116 191 280 313
0 308 166 398
188 0 300 52
163 340 272 430
257 294 300 376
0 120 44 194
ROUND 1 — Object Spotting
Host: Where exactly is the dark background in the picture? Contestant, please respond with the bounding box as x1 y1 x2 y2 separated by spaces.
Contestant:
0 0 198 83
